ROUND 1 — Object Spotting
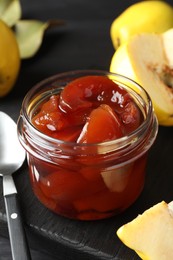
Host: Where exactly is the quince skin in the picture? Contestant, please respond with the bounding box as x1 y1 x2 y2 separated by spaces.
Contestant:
0 19 20 97
110 29 173 126
117 201 173 260
110 1 173 49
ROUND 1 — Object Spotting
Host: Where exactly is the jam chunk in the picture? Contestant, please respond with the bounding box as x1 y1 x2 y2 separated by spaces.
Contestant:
32 75 143 143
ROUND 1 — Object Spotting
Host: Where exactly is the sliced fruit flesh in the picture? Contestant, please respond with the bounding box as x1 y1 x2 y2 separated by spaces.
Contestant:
128 33 173 115
117 201 173 260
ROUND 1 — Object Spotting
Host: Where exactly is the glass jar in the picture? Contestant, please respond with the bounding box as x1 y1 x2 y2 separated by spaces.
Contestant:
17 70 158 220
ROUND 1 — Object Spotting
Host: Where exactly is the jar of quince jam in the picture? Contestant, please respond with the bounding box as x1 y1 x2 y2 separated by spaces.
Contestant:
17 70 158 220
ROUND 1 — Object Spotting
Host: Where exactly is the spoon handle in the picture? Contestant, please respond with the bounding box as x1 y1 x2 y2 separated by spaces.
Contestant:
3 176 31 260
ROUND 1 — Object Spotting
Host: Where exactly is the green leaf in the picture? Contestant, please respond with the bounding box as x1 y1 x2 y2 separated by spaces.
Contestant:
14 19 65 59
0 0 21 26
14 20 48 59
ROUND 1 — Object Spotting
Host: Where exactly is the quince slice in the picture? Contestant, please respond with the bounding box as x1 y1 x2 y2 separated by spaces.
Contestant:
117 201 173 260
110 29 173 126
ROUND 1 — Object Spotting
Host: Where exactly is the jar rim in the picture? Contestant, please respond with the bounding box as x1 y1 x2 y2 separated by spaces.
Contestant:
20 70 156 150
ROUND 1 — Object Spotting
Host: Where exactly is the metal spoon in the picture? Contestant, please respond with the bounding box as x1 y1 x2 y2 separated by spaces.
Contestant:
0 111 31 260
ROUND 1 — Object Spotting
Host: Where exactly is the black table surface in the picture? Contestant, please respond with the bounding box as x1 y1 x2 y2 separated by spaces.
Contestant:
1 0 173 259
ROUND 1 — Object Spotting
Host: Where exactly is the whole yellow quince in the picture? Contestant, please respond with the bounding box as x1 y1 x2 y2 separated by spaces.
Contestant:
0 19 20 97
110 29 173 126
110 1 173 49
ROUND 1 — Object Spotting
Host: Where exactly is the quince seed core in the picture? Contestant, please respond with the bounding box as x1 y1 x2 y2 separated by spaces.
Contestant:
161 65 173 89
152 65 173 89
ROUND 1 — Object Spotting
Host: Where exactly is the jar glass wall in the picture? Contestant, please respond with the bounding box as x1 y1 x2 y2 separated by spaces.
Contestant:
17 70 158 220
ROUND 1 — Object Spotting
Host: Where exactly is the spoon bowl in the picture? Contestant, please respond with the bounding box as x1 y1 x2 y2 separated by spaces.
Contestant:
0 112 25 175
0 111 31 260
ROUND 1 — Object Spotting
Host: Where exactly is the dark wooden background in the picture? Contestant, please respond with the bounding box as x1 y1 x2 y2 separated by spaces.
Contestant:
0 0 173 259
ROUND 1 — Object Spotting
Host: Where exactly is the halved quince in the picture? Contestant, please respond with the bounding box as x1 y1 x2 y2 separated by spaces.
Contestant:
110 29 173 126
117 201 173 260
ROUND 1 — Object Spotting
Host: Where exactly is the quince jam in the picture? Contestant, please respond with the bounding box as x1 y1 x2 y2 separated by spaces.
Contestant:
28 75 148 220
32 76 143 142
